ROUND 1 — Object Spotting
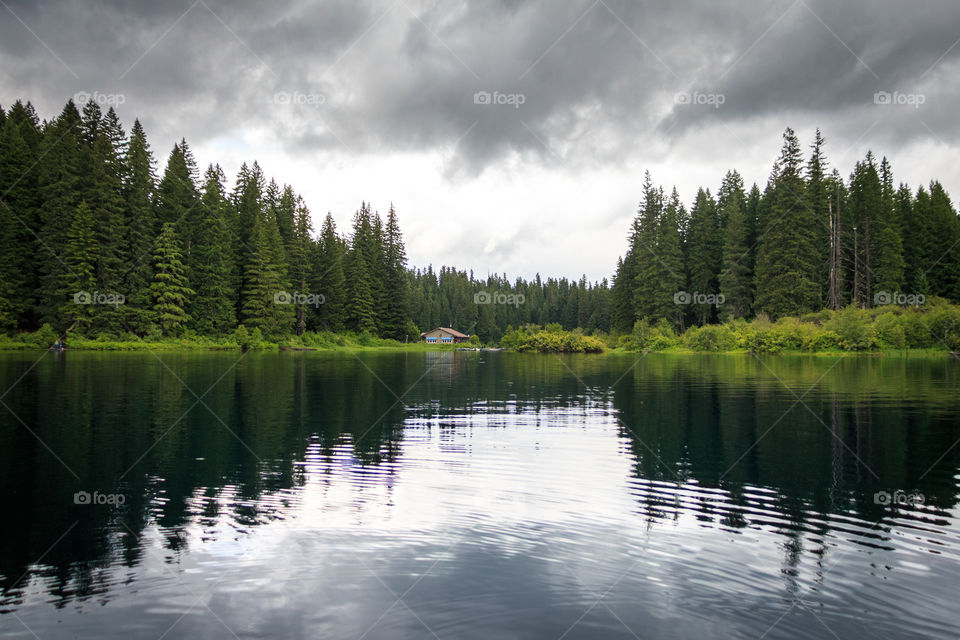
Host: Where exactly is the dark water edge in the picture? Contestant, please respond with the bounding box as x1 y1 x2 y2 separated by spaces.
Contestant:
0 351 958 639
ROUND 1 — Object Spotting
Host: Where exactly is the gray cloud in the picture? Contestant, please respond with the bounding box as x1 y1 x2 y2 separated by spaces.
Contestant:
3 0 959 171
2 0 959 281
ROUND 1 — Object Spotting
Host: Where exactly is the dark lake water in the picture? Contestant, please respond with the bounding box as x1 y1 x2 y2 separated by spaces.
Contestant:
0 350 958 639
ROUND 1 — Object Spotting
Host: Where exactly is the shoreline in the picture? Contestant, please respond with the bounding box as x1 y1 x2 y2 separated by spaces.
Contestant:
0 341 954 357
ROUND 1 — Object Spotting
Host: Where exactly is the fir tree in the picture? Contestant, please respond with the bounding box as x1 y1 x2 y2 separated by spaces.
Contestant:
381 203 409 339
188 165 237 335
36 100 83 324
0 101 42 329
314 212 347 331
684 187 721 324
122 118 157 331
290 196 314 335
872 157 905 299
754 128 821 318
718 179 752 319
150 223 193 336
59 201 99 332
241 212 293 337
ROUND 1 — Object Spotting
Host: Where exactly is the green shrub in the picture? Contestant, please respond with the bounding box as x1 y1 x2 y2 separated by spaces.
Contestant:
926 306 960 351
506 326 605 353
26 324 58 348
873 312 906 349
828 306 876 350
682 324 737 351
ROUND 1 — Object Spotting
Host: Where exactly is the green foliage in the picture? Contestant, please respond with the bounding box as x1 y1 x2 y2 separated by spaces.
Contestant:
873 312 906 349
926 305 960 351
500 325 605 353
827 306 876 350
754 128 821 317
150 223 193 336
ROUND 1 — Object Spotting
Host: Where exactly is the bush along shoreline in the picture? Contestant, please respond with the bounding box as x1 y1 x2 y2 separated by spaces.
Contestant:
615 300 960 354
1 301 959 354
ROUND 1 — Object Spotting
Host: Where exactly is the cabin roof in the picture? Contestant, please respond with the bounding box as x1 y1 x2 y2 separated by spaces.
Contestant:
420 327 469 338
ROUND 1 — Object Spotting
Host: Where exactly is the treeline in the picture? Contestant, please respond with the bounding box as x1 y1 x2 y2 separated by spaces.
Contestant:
0 98 613 343
3 99 959 345
612 128 960 331
408 268 610 344
0 99 410 340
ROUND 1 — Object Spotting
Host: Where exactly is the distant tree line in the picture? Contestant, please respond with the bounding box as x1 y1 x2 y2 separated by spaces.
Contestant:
612 128 960 331
0 98 607 343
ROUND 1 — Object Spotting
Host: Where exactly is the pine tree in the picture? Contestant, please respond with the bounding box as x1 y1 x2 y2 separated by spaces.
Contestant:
0 101 42 330
927 182 960 301
345 204 379 333
85 109 128 332
188 165 237 334
59 201 99 332
632 172 662 321
718 177 752 319
806 129 831 297
241 211 293 337
150 223 193 336
754 128 821 318
381 203 408 339
848 153 882 306
685 187 721 324
314 212 347 331
154 140 199 231
36 100 83 325
122 119 157 332
872 157 905 299
290 196 313 335
650 188 687 327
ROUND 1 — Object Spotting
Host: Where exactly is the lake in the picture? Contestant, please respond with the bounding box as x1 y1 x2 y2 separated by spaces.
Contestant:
0 350 958 639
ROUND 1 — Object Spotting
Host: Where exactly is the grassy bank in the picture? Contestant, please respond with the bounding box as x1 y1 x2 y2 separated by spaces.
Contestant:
2 301 959 355
0 327 466 352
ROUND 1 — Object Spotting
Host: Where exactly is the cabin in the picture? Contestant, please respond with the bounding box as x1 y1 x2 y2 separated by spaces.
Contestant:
421 327 470 344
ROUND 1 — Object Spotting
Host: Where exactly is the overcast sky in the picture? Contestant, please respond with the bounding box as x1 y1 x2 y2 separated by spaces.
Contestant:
3 0 959 281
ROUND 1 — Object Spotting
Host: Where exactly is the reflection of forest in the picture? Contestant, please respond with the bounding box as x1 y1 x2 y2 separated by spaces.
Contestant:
0 352 957 611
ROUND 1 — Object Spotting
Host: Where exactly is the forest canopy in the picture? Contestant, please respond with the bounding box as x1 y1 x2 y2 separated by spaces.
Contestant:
0 99 958 345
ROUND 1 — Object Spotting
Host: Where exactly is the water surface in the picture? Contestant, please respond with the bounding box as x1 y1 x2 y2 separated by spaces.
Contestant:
0 351 958 639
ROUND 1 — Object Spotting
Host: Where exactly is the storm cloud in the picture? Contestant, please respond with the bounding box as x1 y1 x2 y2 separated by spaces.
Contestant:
2 0 959 278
